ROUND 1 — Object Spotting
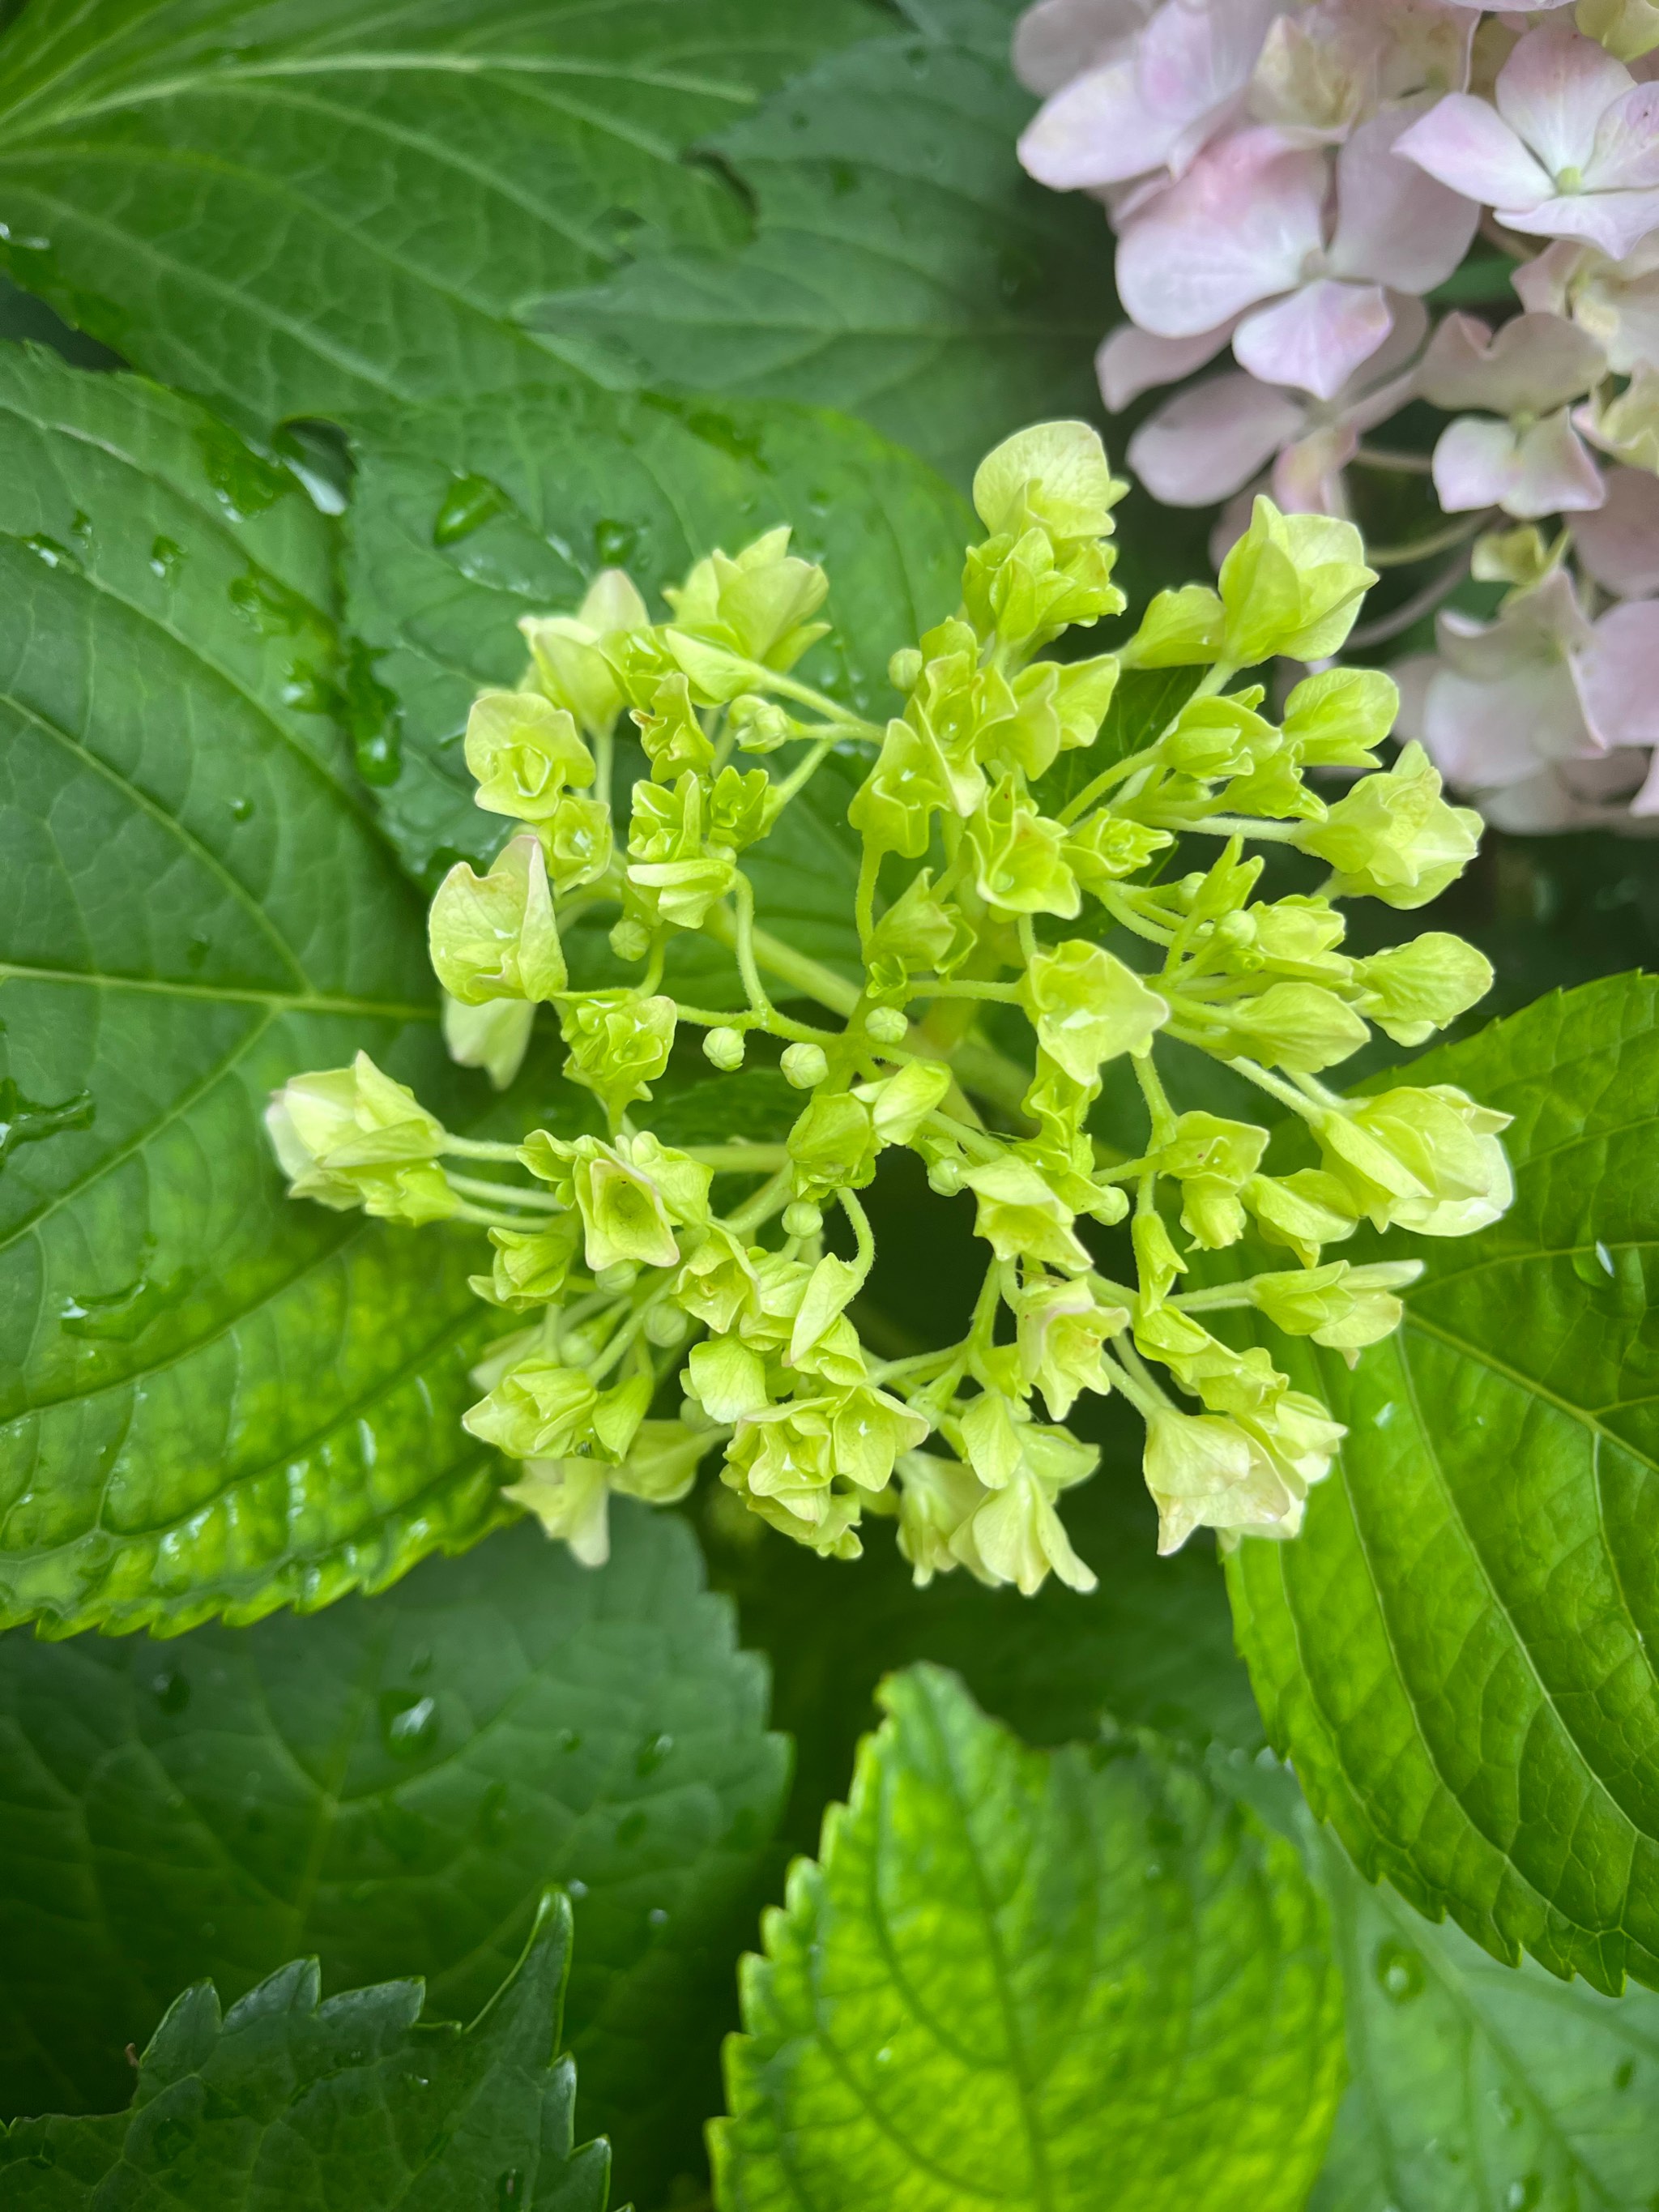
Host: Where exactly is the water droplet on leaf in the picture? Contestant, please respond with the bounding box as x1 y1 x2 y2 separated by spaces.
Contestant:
151 1668 190 1715
636 1732 672 1776
0 1078 94 1171
379 1690 439 1760
1375 1940 1423 2004
433 472 511 546
593 515 640 566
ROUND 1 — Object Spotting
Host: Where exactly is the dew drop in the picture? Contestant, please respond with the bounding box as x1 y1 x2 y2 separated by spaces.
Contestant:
1 1078 95 1171
197 422 291 519
151 1668 191 1715
186 930 210 971
1614 2057 1636 2090
497 2171 525 2209
636 1731 673 1776
23 532 79 572
1491 2087 1522 2129
1374 1940 1424 2005
379 1690 439 1760
228 795 254 822
558 1727 582 1753
433 472 510 546
593 515 641 566
647 1906 668 1930
1505 2177 1542 2211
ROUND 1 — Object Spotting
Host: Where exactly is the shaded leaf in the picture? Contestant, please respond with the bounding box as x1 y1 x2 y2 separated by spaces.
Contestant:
0 0 882 433
1226 974 1659 1992
0 1509 787 2207
0 1892 610 2211
533 28 1114 488
713 1665 1341 2212
0 344 525 1634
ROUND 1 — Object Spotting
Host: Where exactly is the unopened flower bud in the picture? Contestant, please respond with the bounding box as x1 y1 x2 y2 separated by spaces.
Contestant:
1296 742 1481 908
429 834 565 1007
782 1042 830 1089
729 694 794 754
1218 498 1375 665
971 420 1124 544
864 1004 909 1046
1021 940 1168 1083
266 1053 456 1225
888 647 923 693
643 1300 690 1348
464 690 594 822
783 1199 824 1237
1353 934 1494 1047
610 917 653 962
704 1025 746 1070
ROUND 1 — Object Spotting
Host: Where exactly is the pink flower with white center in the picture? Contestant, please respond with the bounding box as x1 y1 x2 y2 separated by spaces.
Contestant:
1396 23 1659 260
1017 0 1280 194
1121 300 1428 507
1115 109 1478 399
1400 566 1659 813
1575 463 1659 594
1418 310 1608 516
1514 236 1659 374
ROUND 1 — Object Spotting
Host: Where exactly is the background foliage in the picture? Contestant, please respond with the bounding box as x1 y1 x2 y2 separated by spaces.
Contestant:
0 0 1654 2208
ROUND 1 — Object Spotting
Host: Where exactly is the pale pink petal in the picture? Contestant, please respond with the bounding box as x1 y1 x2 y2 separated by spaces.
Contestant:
1507 411 1606 517
1418 309 1605 412
1012 0 1154 98
1115 130 1328 337
1272 422 1358 515
1500 186 1659 260
1586 83 1659 193
1579 599 1659 749
1631 749 1659 816
1138 0 1280 129
1235 279 1392 399
1328 104 1481 293
1573 466 1659 596
1510 239 1590 317
1395 94 1554 208
1432 415 1523 510
1437 569 1596 677
1496 23 1632 177
1020 58 1184 188
1095 318 1234 409
1421 660 1594 784
1127 372 1307 504
1481 765 1626 831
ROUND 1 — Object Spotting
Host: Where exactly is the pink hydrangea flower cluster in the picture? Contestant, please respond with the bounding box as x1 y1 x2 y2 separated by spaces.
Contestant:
1016 1 1659 829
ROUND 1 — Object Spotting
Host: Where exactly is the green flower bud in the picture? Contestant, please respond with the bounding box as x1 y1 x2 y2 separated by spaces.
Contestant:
612 1418 711 1502
266 1052 456 1225
888 647 923 693
782 1042 830 1090
569 1133 708 1273
973 420 1124 544
1245 895 1350 979
664 524 830 673
708 765 783 852
1243 1168 1360 1266
946 1424 1098 1595
783 1199 823 1237
1206 980 1371 1075
441 993 535 1092
864 1004 910 1047
560 989 676 1119
1576 0 1659 62
610 916 653 963
464 690 595 822
893 1450 991 1587
1132 1210 1187 1302
675 1223 760 1333
1295 741 1481 908
519 567 649 737
729 693 794 753
1315 1084 1513 1236
955 1389 1027 1488
848 719 956 859
688 1336 770 1423
1281 667 1397 771
963 527 1124 657
1120 583 1224 669
1064 811 1173 890
1015 1278 1128 1419
962 1155 1092 1275
631 672 714 779
1158 1112 1269 1251
864 869 970 976
472 1215 583 1311
1157 694 1272 779
463 1357 598 1460
502 1458 612 1566
1021 940 1169 1083
859 1058 953 1147
643 1300 691 1347
831 1383 930 1492
1352 933 1494 1046
967 778 1081 918
724 1398 860 1555
788 1088 877 1198
1143 1407 1302 1555
429 834 565 1006
627 852 736 930
1218 498 1376 664
1251 1259 1422 1355
704 1025 746 1070
789 1252 864 1367
996 654 1120 777
542 789 613 894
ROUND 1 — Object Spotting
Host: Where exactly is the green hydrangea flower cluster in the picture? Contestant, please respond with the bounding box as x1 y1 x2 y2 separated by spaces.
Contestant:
267 423 1512 1591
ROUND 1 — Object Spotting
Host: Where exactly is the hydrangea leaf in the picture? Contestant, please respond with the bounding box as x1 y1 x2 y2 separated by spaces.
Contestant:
0 1510 787 2208
0 0 883 434
342 385 969 948
0 1891 611 2211
713 1664 1342 2212
0 344 544 1635
532 26 1113 488
1226 973 1659 1992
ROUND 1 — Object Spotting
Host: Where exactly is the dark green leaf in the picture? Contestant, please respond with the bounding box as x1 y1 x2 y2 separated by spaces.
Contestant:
0 1509 787 2207
0 344 531 1634
0 0 882 434
713 1666 1341 2212
532 28 1114 488
0 1892 610 2211
1226 973 1659 1992
342 384 970 935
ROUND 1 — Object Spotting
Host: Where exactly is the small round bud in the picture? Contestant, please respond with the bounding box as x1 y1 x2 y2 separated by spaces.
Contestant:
925 1155 963 1196
783 1199 823 1238
644 1300 690 1348
888 647 923 693
781 1042 829 1089
704 1025 746 1070
609 917 652 962
864 1005 908 1046
595 1260 638 1295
